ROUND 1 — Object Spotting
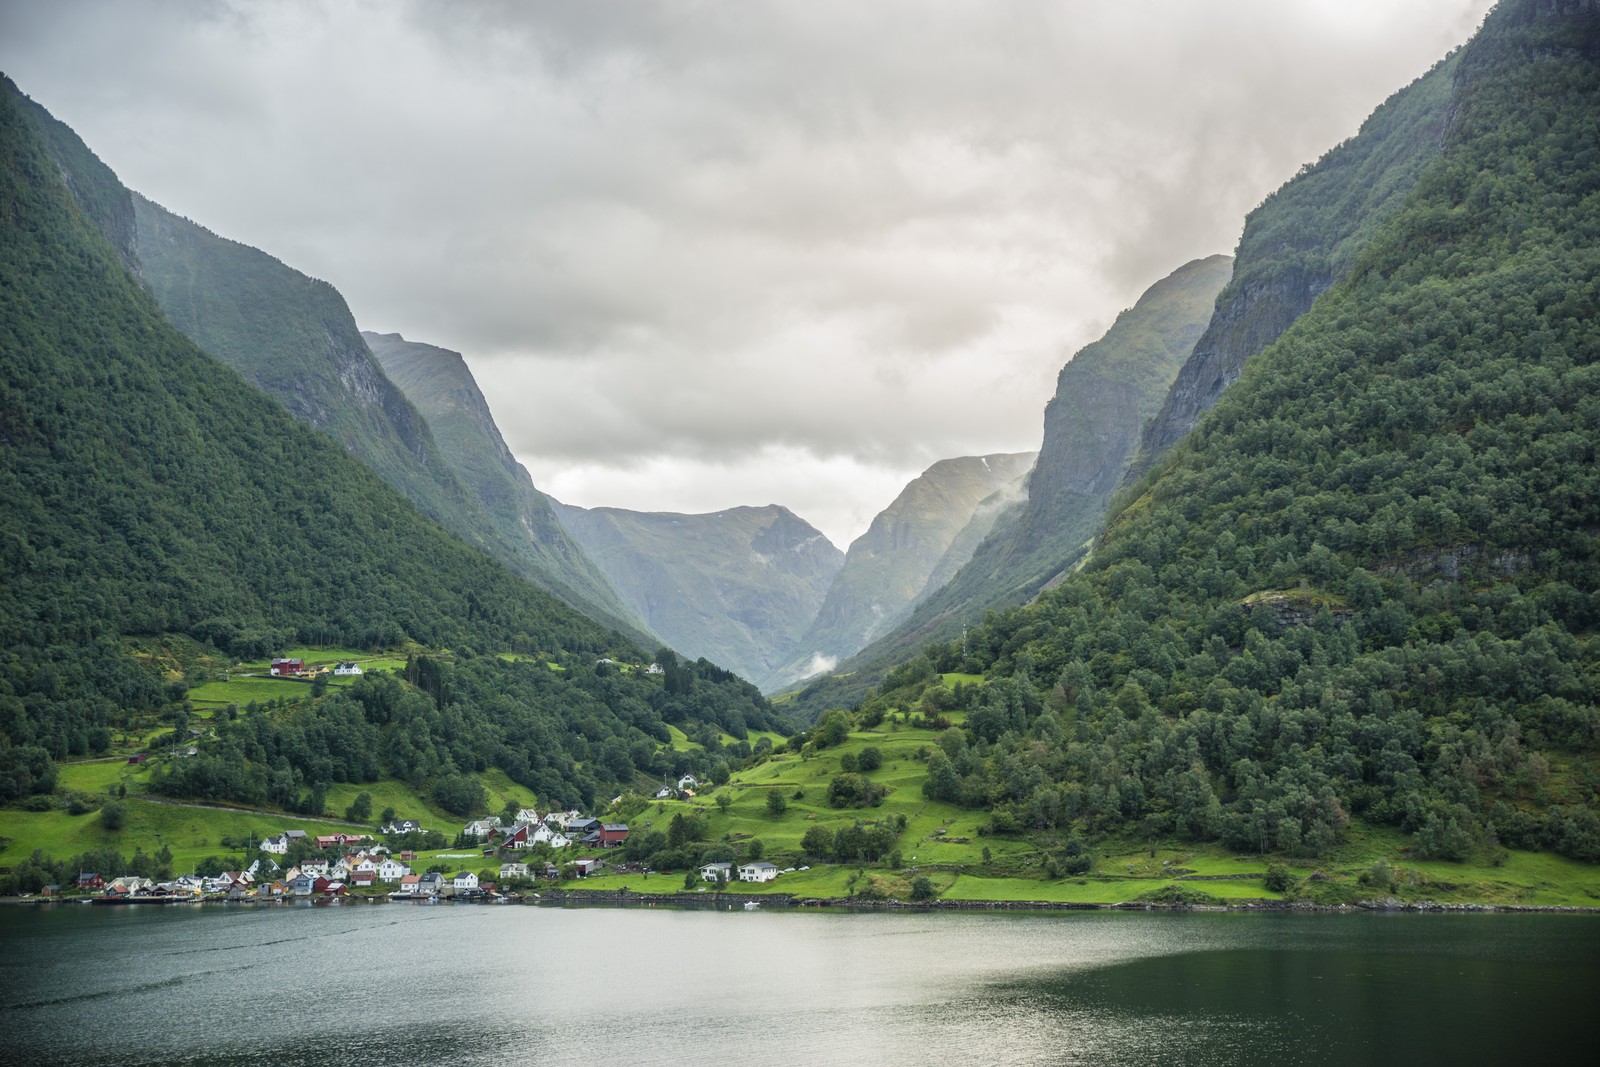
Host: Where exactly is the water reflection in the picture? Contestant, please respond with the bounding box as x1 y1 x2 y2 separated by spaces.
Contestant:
1 907 1595 1066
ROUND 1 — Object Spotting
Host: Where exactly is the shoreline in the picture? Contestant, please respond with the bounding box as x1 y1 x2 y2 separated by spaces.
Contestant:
5 890 1597 915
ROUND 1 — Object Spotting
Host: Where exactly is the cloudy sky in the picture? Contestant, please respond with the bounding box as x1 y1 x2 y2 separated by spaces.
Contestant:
1 0 1492 547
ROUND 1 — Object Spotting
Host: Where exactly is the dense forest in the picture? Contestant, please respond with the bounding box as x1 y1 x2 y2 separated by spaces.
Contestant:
0 76 778 808
854 0 1600 862
151 651 779 813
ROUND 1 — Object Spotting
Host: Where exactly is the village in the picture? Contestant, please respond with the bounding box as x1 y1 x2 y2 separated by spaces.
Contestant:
36 793 784 905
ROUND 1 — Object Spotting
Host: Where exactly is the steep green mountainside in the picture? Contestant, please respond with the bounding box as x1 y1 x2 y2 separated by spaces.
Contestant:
762 452 1036 692
129 197 650 641
789 255 1232 716
362 331 651 643
130 194 470 529
553 502 843 685
0 77 776 812
1124 49 1462 486
852 0 1600 863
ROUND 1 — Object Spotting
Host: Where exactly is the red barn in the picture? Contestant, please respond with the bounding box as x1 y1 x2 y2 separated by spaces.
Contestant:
598 824 630 848
270 658 305 677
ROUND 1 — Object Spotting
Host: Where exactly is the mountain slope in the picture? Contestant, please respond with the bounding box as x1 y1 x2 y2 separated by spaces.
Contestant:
129 196 649 640
130 194 469 525
915 469 1032 602
1124 47 1463 486
0 77 779 813
789 255 1231 715
857 0 1600 862
762 452 1035 691
362 331 651 642
0 77 620 722
553 503 843 684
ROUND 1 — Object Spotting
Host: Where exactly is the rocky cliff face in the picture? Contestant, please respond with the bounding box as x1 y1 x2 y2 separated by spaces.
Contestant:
1125 49 1462 486
363 332 652 642
762 452 1035 691
552 502 843 682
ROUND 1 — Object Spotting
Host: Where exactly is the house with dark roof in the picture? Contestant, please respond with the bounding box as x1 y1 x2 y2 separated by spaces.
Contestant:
699 861 733 883
738 861 779 883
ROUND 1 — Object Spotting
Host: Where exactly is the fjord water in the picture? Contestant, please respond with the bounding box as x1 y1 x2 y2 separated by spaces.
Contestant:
2 906 1596 1066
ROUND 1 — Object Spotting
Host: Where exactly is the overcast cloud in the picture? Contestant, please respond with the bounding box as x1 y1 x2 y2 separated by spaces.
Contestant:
0 0 1492 546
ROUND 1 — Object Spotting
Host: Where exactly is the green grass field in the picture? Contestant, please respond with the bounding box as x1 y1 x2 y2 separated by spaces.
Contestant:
56 758 149 795
0 799 361 873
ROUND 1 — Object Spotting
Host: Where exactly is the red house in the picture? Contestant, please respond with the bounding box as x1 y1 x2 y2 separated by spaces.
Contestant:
598 824 630 848
270 658 305 677
76 872 104 890
126 753 147 765
314 833 367 849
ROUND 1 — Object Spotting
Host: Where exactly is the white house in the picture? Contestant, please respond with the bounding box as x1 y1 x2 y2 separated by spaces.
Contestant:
463 818 500 839
380 819 421 835
106 876 153 895
699 861 733 883
500 862 530 880
645 663 664 675
299 860 329 879
376 858 410 882
738 862 779 883
452 871 479 891
397 874 422 896
260 833 290 855
515 808 542 825
677 775 700 790
333 662 363 677
654 785 675 799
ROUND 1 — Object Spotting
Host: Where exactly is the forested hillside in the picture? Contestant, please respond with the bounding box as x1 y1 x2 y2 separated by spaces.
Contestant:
1124 47 1461 485
129 195 649 642
853 0 1600 862
0 76 777 810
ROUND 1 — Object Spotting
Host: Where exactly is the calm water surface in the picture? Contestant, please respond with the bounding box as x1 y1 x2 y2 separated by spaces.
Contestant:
1 903 1596 1065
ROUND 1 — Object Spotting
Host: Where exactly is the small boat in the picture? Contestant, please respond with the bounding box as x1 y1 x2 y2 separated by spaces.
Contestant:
743 900 760 910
